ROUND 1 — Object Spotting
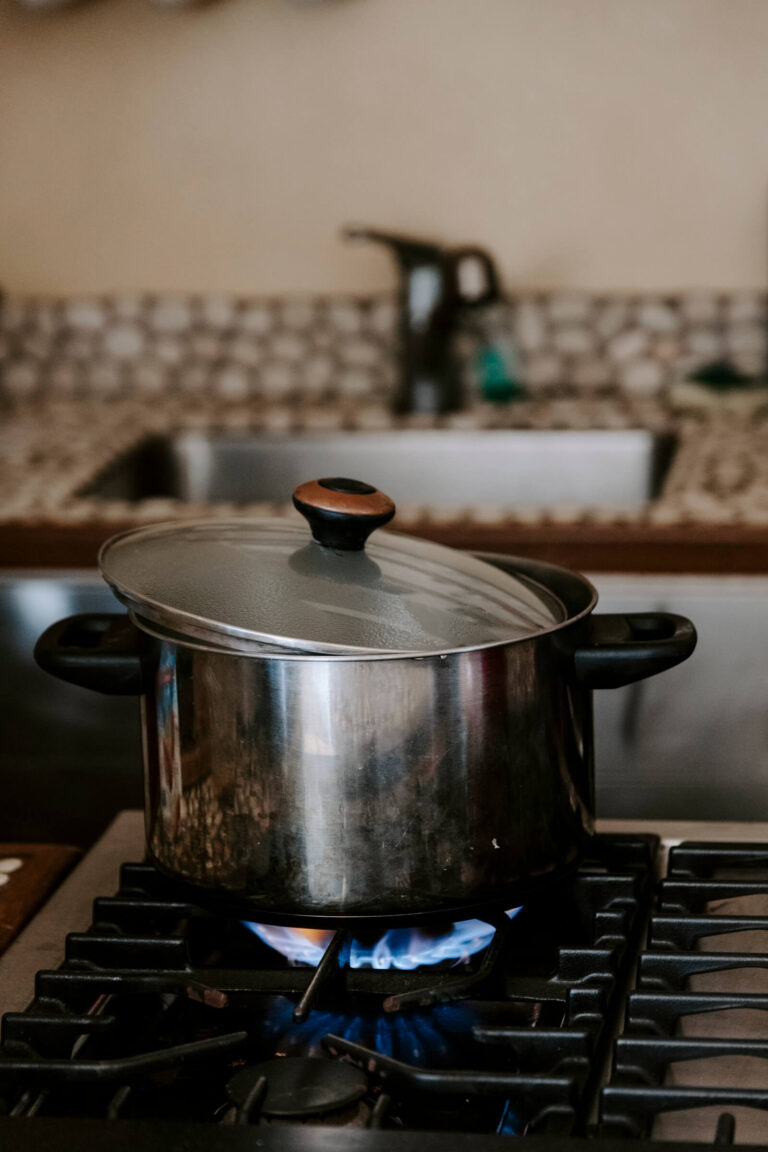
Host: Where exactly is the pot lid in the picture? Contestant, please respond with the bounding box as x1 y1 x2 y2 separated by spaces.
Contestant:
99 477 565 656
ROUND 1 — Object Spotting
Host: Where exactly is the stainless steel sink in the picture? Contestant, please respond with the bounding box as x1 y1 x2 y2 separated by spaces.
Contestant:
80 428 676 511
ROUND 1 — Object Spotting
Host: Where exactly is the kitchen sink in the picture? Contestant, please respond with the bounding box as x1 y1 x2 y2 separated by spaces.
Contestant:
79 428 676 511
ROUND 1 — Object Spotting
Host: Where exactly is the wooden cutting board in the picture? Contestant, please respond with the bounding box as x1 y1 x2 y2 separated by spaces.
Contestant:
0 844 80 956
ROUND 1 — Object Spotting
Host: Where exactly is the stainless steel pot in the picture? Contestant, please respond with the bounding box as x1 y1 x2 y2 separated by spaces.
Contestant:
34 480 696 924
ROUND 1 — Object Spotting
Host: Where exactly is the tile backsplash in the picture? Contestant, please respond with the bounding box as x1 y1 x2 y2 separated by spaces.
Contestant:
1 291 765 404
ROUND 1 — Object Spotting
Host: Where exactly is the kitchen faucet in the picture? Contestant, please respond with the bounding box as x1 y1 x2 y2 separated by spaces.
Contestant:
343 226 500 415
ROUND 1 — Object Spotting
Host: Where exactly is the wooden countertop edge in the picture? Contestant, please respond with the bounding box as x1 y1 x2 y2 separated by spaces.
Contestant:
0 844 81 956
2 517 768 573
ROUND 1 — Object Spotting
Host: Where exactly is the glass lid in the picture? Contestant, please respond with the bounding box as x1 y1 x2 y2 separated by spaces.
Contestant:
99 477 565 656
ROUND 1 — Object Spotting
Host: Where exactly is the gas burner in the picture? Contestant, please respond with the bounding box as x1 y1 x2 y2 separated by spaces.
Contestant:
226 1057 369 1126
9 827 716 1144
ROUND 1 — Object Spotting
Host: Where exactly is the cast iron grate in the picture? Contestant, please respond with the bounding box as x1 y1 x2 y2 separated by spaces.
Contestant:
0 833 656 1145
600 841 768 1145
7 835 768 1146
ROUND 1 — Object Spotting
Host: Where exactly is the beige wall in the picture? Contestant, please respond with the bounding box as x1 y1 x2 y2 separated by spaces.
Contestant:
1 0 767 295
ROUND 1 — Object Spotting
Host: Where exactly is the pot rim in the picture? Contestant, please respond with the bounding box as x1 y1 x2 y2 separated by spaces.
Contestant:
125 552 599 662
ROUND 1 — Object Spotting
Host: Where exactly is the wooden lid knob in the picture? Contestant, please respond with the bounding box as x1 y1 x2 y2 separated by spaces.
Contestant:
292 478 396 551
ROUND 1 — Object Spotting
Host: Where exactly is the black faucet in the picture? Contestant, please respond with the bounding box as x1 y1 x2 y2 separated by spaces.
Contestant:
343 226 500 415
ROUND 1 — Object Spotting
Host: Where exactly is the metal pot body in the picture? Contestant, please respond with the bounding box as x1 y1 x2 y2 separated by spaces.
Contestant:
139 622 593 921
34 553 696 923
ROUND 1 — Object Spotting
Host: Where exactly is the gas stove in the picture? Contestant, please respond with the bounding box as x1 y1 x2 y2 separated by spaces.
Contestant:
1 813 768 1149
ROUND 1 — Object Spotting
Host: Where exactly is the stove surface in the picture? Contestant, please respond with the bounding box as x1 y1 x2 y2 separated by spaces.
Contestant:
5 812 756 1018
2 813 768 1149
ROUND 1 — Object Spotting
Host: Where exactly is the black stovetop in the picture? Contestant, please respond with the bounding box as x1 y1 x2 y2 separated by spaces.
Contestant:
2 833 768 1149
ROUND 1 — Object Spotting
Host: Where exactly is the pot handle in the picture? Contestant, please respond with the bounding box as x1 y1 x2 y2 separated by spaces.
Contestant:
34 613 145 695
573 612 696 689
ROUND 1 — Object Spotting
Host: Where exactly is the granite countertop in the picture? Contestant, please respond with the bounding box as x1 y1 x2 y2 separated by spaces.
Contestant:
3 386 768 571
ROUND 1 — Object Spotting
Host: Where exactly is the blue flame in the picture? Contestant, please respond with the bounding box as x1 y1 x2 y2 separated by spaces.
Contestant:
254 996 524 1133
243 908 522 969
498 1099 524 1135
261 995 483 1065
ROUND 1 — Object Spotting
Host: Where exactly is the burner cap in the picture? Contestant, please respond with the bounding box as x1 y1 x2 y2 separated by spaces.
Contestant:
227 1057 367 1119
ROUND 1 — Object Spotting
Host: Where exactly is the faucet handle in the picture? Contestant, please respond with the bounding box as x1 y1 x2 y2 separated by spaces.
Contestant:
343 226 500 306
450 246 500 307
